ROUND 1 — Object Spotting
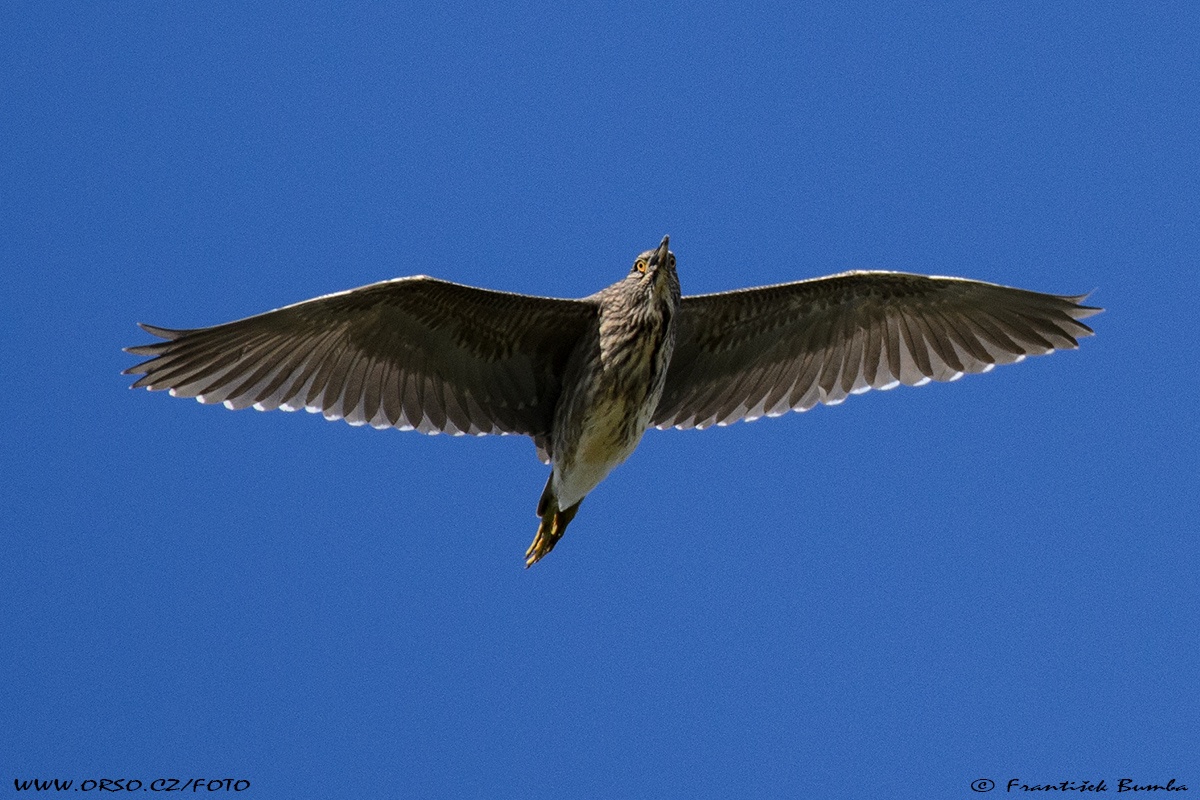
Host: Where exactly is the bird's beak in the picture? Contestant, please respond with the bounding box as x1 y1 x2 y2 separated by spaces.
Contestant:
656 235 670 267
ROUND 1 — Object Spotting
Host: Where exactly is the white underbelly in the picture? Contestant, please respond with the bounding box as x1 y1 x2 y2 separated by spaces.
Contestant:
550 294 677 510
554 400 652 509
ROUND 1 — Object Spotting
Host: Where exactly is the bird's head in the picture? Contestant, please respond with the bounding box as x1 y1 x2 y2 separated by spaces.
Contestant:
628 235 680 300
631 235 675 278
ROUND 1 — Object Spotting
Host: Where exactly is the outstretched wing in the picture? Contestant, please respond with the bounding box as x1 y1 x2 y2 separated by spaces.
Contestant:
652 271 1100 430
126 276 596 439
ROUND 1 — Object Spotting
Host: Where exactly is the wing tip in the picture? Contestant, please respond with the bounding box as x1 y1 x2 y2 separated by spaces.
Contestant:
124 322 187 381
125 322 185 361
136 322 187 340
1064 290 1103 318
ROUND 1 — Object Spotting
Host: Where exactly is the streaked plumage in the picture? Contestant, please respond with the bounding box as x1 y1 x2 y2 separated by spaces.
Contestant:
125 236 1100 565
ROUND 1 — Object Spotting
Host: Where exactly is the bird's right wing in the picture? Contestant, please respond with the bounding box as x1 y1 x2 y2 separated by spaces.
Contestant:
126 276 597 439
652 271 1100 430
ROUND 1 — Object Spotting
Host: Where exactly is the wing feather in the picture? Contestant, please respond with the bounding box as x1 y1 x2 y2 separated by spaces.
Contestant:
653 271 1099 429
126 276 596 439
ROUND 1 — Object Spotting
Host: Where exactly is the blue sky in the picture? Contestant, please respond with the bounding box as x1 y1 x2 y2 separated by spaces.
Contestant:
3 2 1197 798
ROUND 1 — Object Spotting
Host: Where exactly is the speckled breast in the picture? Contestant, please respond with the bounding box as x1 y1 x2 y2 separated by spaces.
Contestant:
551 301 677 507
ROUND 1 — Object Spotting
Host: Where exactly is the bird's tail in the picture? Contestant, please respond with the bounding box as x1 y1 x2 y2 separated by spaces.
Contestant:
526 477 581 568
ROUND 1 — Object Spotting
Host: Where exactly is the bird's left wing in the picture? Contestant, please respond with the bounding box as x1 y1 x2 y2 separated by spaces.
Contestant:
652 271 1100 430
125 276 596 439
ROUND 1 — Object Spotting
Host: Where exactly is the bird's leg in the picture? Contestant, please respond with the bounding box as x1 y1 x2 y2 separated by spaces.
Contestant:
524 504 580 567
526 480 581 567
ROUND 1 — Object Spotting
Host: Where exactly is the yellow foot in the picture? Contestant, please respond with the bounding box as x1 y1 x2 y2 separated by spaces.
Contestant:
524 525 562 568
524 502 580 568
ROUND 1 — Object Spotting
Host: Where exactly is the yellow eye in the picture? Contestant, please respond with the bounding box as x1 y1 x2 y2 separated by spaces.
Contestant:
634 259 648 274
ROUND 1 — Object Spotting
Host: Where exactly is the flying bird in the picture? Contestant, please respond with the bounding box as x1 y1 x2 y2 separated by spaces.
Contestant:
125 236 1100 566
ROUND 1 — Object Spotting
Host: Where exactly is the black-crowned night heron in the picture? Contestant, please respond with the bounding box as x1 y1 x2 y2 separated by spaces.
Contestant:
125 236 1100 566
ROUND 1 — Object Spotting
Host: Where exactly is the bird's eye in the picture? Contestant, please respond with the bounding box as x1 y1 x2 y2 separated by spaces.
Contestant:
634 259 648 274
668 254 676 268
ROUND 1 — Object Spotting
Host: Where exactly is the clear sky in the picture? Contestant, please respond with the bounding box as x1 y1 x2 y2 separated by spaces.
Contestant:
3 2 1197 798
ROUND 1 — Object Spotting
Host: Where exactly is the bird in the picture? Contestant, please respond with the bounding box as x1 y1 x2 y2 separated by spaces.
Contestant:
125 236 1100 566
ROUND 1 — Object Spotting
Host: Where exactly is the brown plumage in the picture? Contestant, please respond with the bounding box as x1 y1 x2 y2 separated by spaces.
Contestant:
126 236 1100 565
